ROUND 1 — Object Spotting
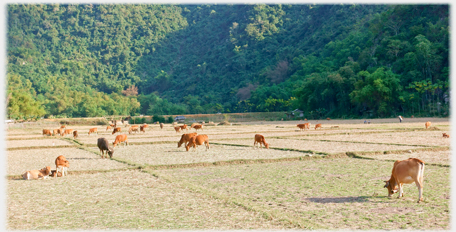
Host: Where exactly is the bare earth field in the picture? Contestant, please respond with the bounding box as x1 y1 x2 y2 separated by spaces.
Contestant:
5 118 451 230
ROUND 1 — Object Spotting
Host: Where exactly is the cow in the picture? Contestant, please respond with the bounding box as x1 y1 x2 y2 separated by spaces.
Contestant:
425 121 431 129
178 133 197 148
384 158 425 203
73 130 78 139
174 126 181 133
106 125 112 131
140 125 147 133
42 129 52 136
112 127 121 135
180 124 188 131
88 127 98 136
142 124 149 129
192 124 203 131
297 123 310 131
443 133 450 138
186 134 210 151
326 117 331 120
97 138 114 159
315 123 322 130
50 170 63 178
55 155 70 177
113 134 128 147
22 166 52 180
398 115 403 123
53 129 61 136
160 123 164 129
254 134 269 149
60 125 66 129
129 125 139 134
63 129 74 136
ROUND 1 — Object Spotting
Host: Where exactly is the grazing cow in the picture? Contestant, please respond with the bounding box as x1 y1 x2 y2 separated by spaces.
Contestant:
42 129 52 136
113 134 128 147
160 123 164 129
174 126 181 133
180 124 188 131
97 138 114 159
88 127 98 136
411 115 414 118
60 125 66 129
192 124 203 131
425 121 431 129
112 127 121 135
178 133 197 148
53 129 61 136
315 123 322 130
142 124 149 129
384 158 425 203
73 130 78 139
443 133 450 138
63 129 74 136
254 134 269 149
186 134 210 151
106 125 112 131
55 155 70 177
398 115 403 123
22 166 52 180
297 123 310 131
129 125 139 134
140 125 147 133
326 117 331 120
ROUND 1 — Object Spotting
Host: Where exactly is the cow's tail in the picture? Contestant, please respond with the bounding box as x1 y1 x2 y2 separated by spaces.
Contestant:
417 160 425 186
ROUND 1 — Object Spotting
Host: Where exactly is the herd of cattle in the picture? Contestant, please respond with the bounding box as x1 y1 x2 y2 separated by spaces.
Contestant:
24 119 448 203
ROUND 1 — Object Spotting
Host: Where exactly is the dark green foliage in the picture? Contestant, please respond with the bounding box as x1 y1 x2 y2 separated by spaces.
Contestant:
7 4 449 119
152 115 165 123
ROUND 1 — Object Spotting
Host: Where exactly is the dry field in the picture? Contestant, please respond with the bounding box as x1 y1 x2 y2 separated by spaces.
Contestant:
5 118 451 230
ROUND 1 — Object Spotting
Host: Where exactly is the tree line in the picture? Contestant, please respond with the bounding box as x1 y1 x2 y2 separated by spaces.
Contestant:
6 4 449 119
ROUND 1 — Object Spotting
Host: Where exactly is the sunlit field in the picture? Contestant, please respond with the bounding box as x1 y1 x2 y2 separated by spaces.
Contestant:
6 117 450 230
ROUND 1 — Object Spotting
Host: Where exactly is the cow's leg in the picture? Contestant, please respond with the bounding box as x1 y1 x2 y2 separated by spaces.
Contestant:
397 183 403 199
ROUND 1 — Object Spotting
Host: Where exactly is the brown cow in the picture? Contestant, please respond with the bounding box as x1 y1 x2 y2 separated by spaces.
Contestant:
192 124 203 131
42 129 52 136
53 128 61 136
88 127 98 136
254 134 269 149
73 130 78 139
384 158 425 203
113 134 128 147
315 123 322 130
443 133 450 138
55 155 70 177
142 124 149 130
326 117 331 120
22 166 52 180
63 129 74 136
129 125 140 134
180 124 188 131
186 134 210 151
50 170 63 178
174 126 181 133
425 121 431 129
112 127 121 135
178 133 197 148
160 123 164 129
106 125 112 131
297 123 310 131
60 125 66 129
140 125 147 133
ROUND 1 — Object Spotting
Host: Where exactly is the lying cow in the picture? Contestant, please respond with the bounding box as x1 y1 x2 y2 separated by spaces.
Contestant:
97 138 114 159
384 158 425 203
178 133 197 148
55 155 70 177
23 166 52 180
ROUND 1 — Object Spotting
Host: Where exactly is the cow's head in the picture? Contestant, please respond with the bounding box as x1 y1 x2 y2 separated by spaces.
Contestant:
178 140 183 148
42 166 52 175
384 180 398 197
265 142 269 149
108 148 114 158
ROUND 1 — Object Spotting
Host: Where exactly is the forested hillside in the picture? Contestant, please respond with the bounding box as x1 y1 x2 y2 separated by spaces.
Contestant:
6 4 449 119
